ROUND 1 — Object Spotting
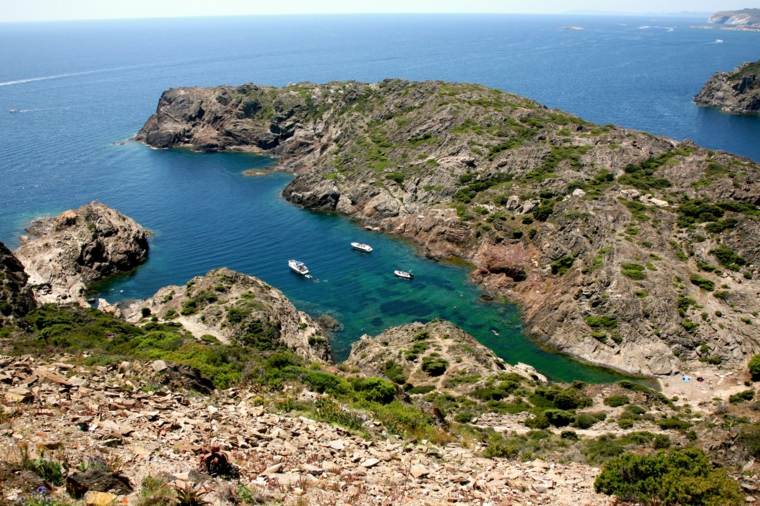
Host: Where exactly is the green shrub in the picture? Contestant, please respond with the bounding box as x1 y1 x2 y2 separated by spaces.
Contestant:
618 151 679 190
385 172 405 184
738 423 760 458
677 199 725 226
594 448 742 505
551 255 575 275
584 315 618 329
710 245 747 271
301 370 350 396
421 354 449 376
26 457 64 486
729 389 755 404
137 475 177 506
604 394 630 407
483 432 520 459
544 409 575 427
382 360 407 384
573 412 606 429
621 263 646 280
657 417 690 431
530 385 592 410
351 377 397 404
749 355 760 381
524 412 550 429
689 275 714 291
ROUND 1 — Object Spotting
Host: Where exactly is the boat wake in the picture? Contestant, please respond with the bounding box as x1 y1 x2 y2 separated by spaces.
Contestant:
0 63 153 87
638 25 675 32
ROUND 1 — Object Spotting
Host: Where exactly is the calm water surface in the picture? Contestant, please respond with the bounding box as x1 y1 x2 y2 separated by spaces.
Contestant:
2 15 759 381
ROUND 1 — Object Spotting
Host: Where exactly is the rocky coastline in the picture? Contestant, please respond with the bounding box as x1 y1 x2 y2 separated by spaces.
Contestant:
137 79 760 379
1 200 758 505
696 60 760 115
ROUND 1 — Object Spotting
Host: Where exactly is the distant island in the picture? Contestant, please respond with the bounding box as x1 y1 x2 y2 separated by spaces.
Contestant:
696 8 760 31
696 60 760 115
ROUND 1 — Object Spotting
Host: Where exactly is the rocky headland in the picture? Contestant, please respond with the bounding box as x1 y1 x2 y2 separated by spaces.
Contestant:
137 80 760 379
708 9 760 30
120 268 331 362
14 202 149 305
696 60 760 115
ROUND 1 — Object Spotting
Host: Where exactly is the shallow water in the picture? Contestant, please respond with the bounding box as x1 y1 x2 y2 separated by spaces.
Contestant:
2 15 760 382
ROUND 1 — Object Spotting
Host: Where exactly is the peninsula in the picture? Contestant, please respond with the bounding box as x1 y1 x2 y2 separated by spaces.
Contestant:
137 80 760 380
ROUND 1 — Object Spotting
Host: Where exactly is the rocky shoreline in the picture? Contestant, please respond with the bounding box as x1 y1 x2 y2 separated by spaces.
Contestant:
137 79 760 379
696 60 760 115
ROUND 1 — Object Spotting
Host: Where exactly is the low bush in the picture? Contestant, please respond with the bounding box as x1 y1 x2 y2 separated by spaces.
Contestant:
689 274 715 291
351 377 397 404
573 412 606 429
594 448 742 505
621 263 646 280
657 417 690 431
729 389 755 404
604 394 630 407
749 355 760 381
738 423 760 458
710 245 747 271
382 360 407 384
544 409 575 427
421 353 449 376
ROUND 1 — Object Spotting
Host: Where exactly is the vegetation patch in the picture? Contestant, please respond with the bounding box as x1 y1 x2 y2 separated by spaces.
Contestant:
621 263 647 280
594 448 742 505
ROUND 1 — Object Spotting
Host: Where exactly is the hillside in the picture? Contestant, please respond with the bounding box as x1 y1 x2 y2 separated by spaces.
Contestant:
696 60 760 115
137 80 760 378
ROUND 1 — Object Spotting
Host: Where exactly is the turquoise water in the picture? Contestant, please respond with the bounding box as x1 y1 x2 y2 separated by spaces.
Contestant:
2 15 760 381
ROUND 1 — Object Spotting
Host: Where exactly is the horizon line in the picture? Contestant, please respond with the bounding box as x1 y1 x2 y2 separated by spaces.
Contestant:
0 10 713 25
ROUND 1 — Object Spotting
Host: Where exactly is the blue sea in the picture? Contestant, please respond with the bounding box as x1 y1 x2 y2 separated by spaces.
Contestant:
1 15 759 382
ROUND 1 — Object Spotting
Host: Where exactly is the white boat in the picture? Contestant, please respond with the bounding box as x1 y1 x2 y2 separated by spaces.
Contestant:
8 109 19 114
351 242 373 253
394 270 413 280
288 259 311 277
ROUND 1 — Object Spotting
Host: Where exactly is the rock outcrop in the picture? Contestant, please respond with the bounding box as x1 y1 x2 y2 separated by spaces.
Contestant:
696 60 760 115
345 321 545 391
138 80 760 377
0 242 35 326
14 202 149 306
122 268 330 362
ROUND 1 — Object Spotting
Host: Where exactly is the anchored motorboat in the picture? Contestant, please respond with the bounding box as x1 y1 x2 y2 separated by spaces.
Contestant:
351 242 373 253
394 270 413 280
288 259 311 278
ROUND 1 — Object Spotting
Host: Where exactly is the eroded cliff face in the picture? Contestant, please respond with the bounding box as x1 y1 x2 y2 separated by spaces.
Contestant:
121 268 330 362
0 242 35 326
696 61 760 115
138 80 760 377
14 202 149 305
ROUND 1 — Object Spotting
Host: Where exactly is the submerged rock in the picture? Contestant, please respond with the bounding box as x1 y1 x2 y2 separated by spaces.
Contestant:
14 202 148 305
122 268 330 362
